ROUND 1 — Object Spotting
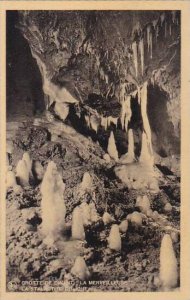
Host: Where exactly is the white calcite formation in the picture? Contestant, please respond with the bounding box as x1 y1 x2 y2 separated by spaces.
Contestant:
132 41 138 77
135 195 150 214
54 102 69 121
22 152 32 177
119 220 128 233
119 129 135 164
13 184 23 195
6 170 17 189
72 206 85 240
89 202 99 223
80 202 91 226
16 159 30 186
80 172 93 193
139 38 144 75
71 256 90 280
159 234 178 290
139 82 154 166
127 211 142 226
107 131 119 161
121 95 132 132
33 161 44 181
90 115 100 133
108 224 121 251
40 161 66 244
102 212 115 225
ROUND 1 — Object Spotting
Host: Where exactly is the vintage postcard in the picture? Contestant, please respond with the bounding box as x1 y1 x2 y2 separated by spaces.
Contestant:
0 1 190 300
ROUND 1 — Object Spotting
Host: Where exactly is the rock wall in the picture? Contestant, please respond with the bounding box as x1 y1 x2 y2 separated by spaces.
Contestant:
16 10 180 157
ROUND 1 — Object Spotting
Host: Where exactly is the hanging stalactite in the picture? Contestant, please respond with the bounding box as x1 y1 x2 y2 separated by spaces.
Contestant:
132 41 138 77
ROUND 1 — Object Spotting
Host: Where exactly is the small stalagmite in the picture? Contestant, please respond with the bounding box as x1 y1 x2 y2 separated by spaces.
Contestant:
108 224 121 251
128 211 143 226
102 212 114 225
107 131 119 161
136 195 150 214
22 152 32 175
80 202 91 226
6 170 17 189
119 220 128 233
80 172 93 192
89 202 99 223
33 161 44 181
16 159 30 186
119 129 135 164
159 234 178 289
71 256 90 280
40 161 66 244
72 206 85 240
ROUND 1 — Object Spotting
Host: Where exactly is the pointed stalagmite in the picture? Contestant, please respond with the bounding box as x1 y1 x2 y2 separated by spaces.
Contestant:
22 152 32 175
16 159 30 186
71 256 90 280
119 129 135 164
102 212 114 225
80 172 93 193
159 234 178 289
108 224 121 251
72 206 85 240
40 161 66 244
107 131 119 161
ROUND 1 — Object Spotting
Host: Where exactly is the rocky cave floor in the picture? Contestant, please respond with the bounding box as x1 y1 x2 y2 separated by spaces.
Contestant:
6 117 180 292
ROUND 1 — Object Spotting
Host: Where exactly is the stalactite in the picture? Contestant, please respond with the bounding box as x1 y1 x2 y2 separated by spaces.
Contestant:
165 20 167 38
160 13 165 26
121 95 131 131
147 25 150 52
107 131 119 161
107 116 118 128
90 115 100 133
137 86 141 105
139 38 144 75
85 115 90 128
101 116 108 130
132 41 138 77
169 23 172 35
139 82 154 165
172 11 177 24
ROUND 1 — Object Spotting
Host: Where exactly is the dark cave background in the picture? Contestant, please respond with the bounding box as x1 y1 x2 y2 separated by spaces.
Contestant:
6 11 45 120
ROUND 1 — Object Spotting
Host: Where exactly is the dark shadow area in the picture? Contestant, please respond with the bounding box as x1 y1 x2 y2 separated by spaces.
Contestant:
6 11 45 120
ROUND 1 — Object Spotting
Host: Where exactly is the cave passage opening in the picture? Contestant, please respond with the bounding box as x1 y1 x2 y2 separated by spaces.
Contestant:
6 11 45 121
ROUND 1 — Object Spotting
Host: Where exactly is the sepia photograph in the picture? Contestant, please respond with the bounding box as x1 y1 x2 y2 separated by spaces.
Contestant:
1 1 189 298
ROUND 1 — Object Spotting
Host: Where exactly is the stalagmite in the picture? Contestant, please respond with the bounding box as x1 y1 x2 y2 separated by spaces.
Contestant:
80 172 93 193
139 82 154 165
128 211 142 226
71 256 90 280
121 96 132 131
107 131 119 161
22 152 32 175
54 102 69 121
40 161 66 244
72 206 85 240
16 159 30 186
132 41 138 77
6 170 17 189
33 161 44 181
135 195 150 214
119 220 128 233
108 224 121 251
139 132 154 166
139 38 144 75
119 129 135 164
159 234 178 289
102 212 115 225
13 184 23 195
89 202 99 223
80 202 91 226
